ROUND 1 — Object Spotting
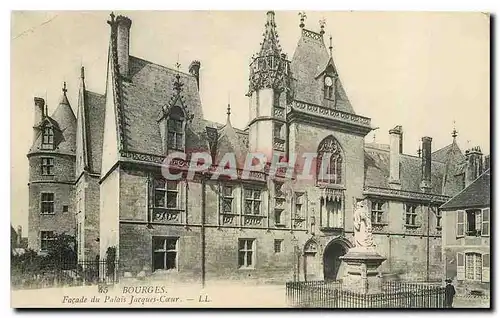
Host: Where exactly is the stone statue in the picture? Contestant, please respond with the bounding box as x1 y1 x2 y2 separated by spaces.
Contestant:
353 199 374 249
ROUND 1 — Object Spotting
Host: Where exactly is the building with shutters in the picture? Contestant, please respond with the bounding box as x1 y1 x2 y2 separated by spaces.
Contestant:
26 12 489 284
440 168 490 295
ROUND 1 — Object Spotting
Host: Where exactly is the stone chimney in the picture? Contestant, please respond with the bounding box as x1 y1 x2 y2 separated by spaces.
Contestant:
189 60 201 90
465 146 483 186
34 97 45 125
389 125 403 189
16 225 22 246
484 154 490 171
420 137 432 192
115 15 132 77
33 97 45 141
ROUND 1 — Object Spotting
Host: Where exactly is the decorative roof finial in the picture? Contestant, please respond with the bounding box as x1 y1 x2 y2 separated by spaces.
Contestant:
452 120 458 140
173 59 183 94
62 82 67 95
329 35 333 56
266 11 275 24
417 146 422 157
226 92 232 123
108 12 115 25
298 12 306 29
319 18 326 35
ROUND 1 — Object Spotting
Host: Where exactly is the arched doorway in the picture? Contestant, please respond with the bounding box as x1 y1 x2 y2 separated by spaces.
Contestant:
323 239 349 281
303 239 320 281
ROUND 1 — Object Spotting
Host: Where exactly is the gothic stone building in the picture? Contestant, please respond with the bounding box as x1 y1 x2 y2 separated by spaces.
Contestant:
27 12 485 284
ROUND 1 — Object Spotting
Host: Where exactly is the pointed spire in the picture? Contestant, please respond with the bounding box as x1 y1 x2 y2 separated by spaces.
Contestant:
259 11 281 56
62 81 67 94
298 12 306 29
79 66 86 92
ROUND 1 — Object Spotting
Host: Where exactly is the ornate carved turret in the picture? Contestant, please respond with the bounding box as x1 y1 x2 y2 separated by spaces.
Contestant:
247 11 291 97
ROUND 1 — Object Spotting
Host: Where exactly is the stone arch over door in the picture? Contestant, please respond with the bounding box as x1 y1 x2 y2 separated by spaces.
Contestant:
303 239 320 281
323 237 352 281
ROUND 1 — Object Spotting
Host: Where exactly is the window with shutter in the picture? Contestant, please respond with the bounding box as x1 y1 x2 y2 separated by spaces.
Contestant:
481 208 490 236
482 253 490 283
457 210 465 237
457 252 465 281
475 212 482 232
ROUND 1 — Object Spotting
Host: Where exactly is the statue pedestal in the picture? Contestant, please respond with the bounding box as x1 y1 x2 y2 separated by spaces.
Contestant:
339 247 386 294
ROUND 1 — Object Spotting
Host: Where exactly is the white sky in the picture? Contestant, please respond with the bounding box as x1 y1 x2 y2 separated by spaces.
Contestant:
10 11 490 230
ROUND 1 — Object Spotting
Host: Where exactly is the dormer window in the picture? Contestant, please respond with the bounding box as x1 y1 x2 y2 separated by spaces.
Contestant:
41 127 54 150
324 76 335 100
167 106 185 152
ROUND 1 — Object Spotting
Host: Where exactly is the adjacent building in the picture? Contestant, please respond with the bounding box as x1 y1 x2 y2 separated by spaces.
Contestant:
441 164 490 295
11 225 28 255
27 71 104 261
27 12 487 284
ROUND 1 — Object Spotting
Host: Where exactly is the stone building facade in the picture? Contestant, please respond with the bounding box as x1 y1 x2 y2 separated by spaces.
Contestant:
27 12 485 284
440 166 490 295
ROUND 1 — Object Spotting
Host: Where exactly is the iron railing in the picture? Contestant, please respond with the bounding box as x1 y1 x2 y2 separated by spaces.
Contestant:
11 258 119 290
286 280 446 308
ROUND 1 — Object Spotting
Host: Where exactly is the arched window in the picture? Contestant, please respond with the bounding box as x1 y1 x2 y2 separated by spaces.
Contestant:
41 126 54 150
317 136 343 184
167 106 185 151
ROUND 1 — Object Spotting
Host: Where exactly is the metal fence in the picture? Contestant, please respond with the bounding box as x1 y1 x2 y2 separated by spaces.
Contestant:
11 259 119 290
286 280 446 308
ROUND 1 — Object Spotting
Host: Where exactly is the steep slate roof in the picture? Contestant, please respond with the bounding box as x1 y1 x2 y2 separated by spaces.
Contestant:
364 144 447 195
85 91 106 173
215 114 248 169
29 88 77 155
290 28 354 114
432 140 465 163
437 140 467 196
106 13 465 199
440 169 490 210
51 91 77 154
120 56 210 156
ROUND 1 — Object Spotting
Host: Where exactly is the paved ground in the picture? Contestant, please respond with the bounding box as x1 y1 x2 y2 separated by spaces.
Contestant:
453 296 490 308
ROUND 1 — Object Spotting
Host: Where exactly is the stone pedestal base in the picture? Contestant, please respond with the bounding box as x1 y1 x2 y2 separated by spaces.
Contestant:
339 247 386 294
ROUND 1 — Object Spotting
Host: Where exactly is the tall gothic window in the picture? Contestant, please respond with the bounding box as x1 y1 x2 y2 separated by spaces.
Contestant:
317 136 343 184
167 106 185 152
41 127 54 150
